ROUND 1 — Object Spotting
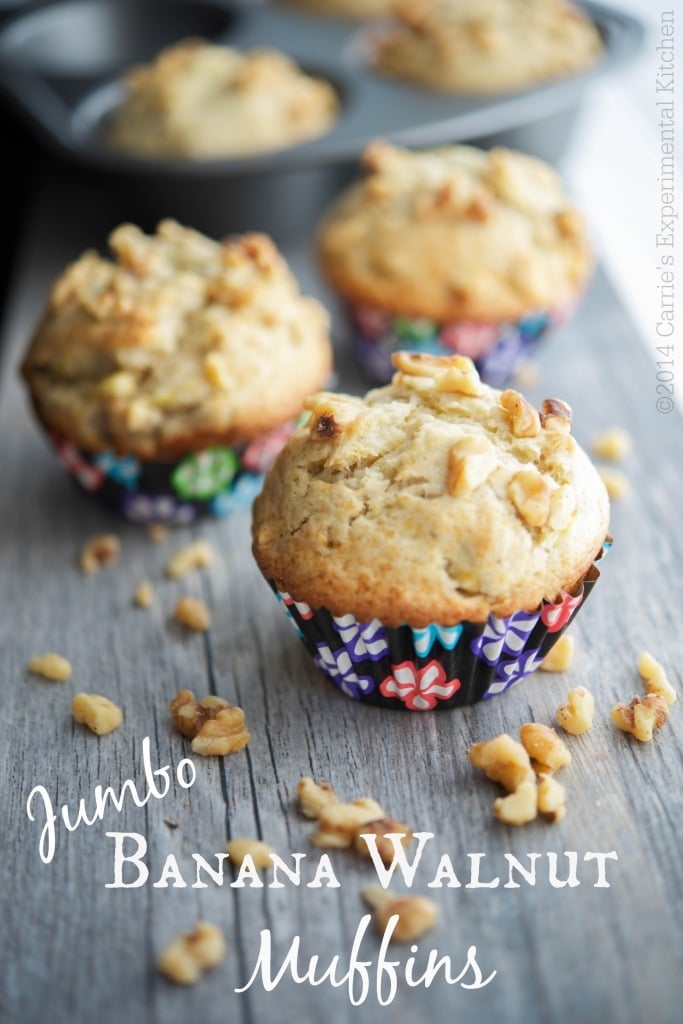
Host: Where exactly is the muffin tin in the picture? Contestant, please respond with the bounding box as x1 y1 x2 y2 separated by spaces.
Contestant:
0 0 643 236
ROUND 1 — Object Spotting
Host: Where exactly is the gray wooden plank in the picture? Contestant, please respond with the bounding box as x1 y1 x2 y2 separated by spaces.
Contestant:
0 172 681 1024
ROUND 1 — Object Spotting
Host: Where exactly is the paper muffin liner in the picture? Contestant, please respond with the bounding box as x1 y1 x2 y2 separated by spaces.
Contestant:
45 421 296 525
267 541 609 710
348 298 578 386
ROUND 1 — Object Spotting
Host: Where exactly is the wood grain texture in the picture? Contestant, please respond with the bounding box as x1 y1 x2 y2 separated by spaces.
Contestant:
0 173 681 1024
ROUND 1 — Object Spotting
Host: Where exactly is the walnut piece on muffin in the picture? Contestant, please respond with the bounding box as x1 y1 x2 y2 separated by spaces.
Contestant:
107 39 338 159
21 220 332 461
252 353 609 627
374 0 602 94
318 142 592 324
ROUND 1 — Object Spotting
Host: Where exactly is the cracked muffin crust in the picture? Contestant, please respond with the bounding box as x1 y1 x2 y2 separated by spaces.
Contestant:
318 141 592 323
21 220 333 461
107 39 338 159
373 0 603 94
252 353 609 627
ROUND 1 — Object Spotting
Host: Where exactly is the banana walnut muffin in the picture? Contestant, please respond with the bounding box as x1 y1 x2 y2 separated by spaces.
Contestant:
374 0 603 94
107 39 339 159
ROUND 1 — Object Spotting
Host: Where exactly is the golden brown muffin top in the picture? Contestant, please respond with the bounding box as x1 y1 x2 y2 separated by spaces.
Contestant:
107 39 338 159
252 352 609 626
318 142 592 322
374 0 602 94
22 220 332 459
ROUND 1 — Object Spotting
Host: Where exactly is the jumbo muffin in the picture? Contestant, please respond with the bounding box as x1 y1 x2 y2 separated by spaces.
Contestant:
374 0 603 94
21 220 333 524
107 39 338 159
252 352 610 710
318 141 592 384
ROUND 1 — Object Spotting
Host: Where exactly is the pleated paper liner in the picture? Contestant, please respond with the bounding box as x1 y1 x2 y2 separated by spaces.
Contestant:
348 298 578 387
45 420 296 525
269 540 610 711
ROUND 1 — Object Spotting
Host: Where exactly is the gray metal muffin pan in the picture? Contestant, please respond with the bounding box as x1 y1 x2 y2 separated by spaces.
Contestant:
0 0 644 237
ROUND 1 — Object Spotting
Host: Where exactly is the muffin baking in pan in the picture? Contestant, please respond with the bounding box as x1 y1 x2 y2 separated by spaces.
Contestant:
0 0 643 235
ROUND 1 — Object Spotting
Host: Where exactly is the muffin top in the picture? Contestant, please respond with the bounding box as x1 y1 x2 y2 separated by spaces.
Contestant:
285 0 394 18
107 39 338 159
318 141 592 321
252 352 609 626
22 220 332 460
374 0 602 94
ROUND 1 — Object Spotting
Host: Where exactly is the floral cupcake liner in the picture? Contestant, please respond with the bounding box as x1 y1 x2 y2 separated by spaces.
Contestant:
348 299 577 387
268 540 610 711
46 421 297 525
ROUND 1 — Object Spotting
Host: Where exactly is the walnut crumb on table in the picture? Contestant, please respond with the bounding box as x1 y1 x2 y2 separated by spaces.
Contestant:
79 534 120 574
361 888 437 942
134 580 154 608
539 634 575 672
598 467 630 499
226 838 274 869
297 777 339 819
27 653 72 681
71 693 123 735
148 523 169 543
611 694 669 742
556 686 595 735
638 651 677 705
312 798 385 849
166 539 215 579
592 427 633 461
174 596 211 631
170 689 250 756
158 922 226 985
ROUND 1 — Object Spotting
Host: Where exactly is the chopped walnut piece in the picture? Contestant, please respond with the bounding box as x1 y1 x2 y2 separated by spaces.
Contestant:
519 723 571 774
166 539 215 579
158 922 226 985
174 596 211 631
509 469 552 527
598 467 630 499
134 580 154 609
72 693 123 735
447 436 497 496
468 733 534 793
434 356 481 396
638 651 677 705
547 484 576 530
592 427 632 462
354 817 413 865
203 351 231 391
303 393 361 439
611 694 669 742
170 689 249 755
556 686 595 735
27 653 72 682
79 534 120 574
539 634 575 672
226 838 274 870
540 398 572 432
361 887 437 942
297 777 340 819
537 774 567 822
148 523 169 543
312 798 385 848
500 389 541 437
493 779 538 826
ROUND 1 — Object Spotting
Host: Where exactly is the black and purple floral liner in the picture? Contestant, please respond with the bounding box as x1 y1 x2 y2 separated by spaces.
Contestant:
349 299 577 386
269 541 609 711
46 421 296 525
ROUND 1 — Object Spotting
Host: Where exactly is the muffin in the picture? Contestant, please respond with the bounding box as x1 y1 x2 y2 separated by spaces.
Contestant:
285 0 394 18
21 220 333 524
252 352 610 710
374 0 603 94
107 39 338 159
318 141 592 385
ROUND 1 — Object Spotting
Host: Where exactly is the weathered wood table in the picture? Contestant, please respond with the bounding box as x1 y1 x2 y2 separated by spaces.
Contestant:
1 173 681 1024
